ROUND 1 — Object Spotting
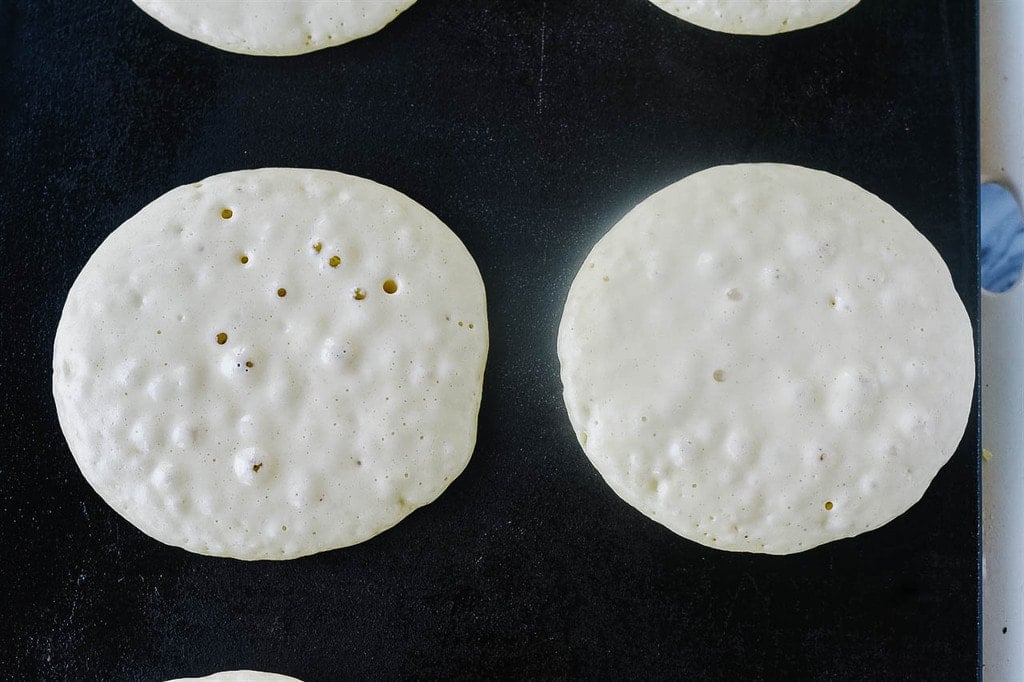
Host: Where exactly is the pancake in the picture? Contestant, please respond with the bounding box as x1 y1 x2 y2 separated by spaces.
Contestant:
558 163 974 554
53 168 488 560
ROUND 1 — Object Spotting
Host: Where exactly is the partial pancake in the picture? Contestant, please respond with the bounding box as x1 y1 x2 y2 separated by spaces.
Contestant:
649 0 859 35
132 1 416 56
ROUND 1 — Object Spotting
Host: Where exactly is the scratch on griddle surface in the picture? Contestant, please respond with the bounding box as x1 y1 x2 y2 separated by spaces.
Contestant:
537 0 548 115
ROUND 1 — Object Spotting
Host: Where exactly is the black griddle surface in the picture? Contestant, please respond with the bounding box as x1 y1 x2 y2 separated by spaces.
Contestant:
0 1 980 679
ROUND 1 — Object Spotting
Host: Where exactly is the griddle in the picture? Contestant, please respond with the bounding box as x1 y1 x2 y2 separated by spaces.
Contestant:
0 1 981 679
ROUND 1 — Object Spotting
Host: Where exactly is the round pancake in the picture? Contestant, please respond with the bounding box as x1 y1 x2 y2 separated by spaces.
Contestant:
558 163 974 554
649 0 860 35
131 0 416 56
53 168 488 560
168 673 302 682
